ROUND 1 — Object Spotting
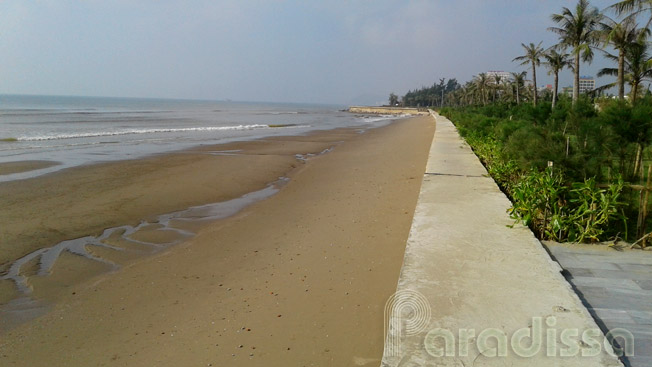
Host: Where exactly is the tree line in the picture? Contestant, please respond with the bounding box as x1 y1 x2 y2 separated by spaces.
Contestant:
397 0 652 108
389 78 460 107
407 0 652 245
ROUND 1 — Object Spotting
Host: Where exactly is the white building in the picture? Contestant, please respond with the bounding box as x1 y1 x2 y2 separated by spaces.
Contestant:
486 71 512 85
579 76 595 93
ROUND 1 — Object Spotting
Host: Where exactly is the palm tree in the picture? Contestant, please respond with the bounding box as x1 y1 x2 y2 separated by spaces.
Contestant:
439 78 446 107
462 82 476 105
611 0 652 28
473 73 490 105
543 49 571 109
492 74 503 102
599 39 652 104
513 42 545 106
511 71 527 105
629 41 650 102
549 0 603 104
599 37 652 178
599 16 648 100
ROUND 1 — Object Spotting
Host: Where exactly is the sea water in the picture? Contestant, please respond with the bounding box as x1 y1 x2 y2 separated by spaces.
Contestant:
0 95 409 330
0 94 402 182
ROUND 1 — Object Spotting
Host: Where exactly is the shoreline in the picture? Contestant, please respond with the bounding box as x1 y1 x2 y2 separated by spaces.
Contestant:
0 127 365 271
0 160 60 176
0 115 436 366
0 125 373 327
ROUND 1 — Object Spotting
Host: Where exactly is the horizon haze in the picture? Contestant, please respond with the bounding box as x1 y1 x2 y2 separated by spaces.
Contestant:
0 0 626 105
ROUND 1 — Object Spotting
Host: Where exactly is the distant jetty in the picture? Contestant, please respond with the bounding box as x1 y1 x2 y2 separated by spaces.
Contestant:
347 106 428 115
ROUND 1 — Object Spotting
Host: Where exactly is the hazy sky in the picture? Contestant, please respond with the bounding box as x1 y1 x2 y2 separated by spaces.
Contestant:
0 0 626 105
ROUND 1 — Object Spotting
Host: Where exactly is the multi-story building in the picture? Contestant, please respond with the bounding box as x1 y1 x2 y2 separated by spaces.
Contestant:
561 77 596 95
562 86 573 96
486 71 512 84
579 76 595 93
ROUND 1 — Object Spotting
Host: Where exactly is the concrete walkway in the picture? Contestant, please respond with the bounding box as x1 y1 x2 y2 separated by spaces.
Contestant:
381 112 623 366
546 243 652 367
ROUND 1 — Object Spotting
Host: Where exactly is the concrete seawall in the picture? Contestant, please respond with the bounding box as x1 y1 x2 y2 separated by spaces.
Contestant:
380 111 623 366
348 106 428 115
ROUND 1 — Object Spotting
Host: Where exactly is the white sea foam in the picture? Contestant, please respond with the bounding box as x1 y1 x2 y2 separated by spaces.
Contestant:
358 114 410 123
17 124 272 141
0 96 396 181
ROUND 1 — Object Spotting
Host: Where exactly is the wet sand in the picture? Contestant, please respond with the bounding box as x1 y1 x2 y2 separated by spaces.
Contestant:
0 116 435 366
0 160 59 176
0 133 344 272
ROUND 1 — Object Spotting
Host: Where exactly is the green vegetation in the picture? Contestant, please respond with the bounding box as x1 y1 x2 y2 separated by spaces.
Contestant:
399 78 460 108
0 138 18 142
268 124 296 128
395 0 652 245
440 100 644 243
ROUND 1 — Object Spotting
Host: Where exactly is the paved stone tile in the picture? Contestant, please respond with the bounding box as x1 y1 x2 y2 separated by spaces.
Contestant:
546 244 652 367
572 277 642 291
581 294 648 311
564 267 594 277
616 264 652 274
613 323 652 337
591 308 636 324
627 336 652 360
626 356 652 367
560 260 622 270
628 311 652 325
634 280 652 291
589 269 650 281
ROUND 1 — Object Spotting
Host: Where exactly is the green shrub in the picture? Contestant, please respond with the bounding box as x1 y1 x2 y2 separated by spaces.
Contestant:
441 104 631 243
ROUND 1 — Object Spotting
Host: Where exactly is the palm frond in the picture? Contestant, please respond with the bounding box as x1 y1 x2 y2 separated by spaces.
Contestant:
598 67 619 77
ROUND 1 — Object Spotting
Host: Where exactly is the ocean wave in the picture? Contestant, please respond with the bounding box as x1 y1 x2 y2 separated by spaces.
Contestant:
0 110 172 117
253 111 308 115
357 114 409 123
16 124 272 141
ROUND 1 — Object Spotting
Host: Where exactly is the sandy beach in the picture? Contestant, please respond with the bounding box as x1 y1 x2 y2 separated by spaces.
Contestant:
0 116 435 366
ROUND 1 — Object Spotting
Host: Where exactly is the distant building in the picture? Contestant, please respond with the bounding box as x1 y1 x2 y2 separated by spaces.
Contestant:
486 71 512 84
545 84 553 91
579 76 595 93
562 86 573 96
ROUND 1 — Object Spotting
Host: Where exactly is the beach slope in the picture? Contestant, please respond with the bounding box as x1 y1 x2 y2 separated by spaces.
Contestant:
0 116 435 366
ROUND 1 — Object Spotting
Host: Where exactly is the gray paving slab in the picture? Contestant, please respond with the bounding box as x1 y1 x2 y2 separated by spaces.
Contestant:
592 309 637 324
558 260 622 270
634 280 652 290
546 243 652 367
571 277 642 291
380 112 622 367
589 269 651 281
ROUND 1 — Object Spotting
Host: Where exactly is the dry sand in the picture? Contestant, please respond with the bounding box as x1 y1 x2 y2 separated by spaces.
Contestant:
0 116 435 366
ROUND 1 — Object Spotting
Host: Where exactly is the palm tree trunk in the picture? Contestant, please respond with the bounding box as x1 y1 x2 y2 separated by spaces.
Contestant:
633 81 640 104
618 51 625 100
532 61 538 106
573 53 580 104
516 84 520 105
634 143 643 179
553 72 559 109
